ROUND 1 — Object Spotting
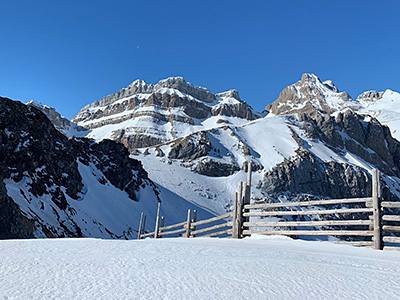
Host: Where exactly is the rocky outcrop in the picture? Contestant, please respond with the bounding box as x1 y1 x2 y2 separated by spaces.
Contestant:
193 158 240 177
298 110 400 177
263 151 371 199
168 132 212 160
0 96 158 238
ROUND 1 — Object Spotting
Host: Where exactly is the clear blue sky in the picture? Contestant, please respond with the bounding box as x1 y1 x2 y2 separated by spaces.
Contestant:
1 0 399 118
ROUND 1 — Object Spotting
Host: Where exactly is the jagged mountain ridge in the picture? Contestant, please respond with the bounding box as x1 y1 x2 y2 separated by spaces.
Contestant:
11 74 400 226
0 97 211 239
71 76 260 151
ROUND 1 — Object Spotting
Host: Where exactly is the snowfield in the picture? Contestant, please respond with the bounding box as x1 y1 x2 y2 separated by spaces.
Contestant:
1 237 400 300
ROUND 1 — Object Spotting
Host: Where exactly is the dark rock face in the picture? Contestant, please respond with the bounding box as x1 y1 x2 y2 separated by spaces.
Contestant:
0 97 156 238
168 132 212 160
193 158 240 177
211 102 258 120
263 151 371 199
298 110 400 177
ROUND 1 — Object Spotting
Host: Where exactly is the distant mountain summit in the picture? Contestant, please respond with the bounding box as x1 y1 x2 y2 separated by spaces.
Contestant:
72 76 259 151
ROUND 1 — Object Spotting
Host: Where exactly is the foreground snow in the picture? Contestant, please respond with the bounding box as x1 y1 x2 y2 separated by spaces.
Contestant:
1 237 400 299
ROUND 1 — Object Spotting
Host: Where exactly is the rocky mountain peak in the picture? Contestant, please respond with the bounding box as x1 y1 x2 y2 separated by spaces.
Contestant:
216 89 241 101
154 76 216 103
265 73 356 116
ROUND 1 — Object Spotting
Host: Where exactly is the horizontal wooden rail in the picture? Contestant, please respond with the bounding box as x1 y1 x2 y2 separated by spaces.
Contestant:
243 220 372 228
383 246 400 251
382 215 400 222
382 225 400 232
159 227 186 236
381 202 400 208
333 241 374 247
244 198 372 210
242 230 374 236
191 212 232 227
159 221 186 231
140 231 156 238
191 222 232 236
200 229 232 238
383 236 400 243
243 207 373 218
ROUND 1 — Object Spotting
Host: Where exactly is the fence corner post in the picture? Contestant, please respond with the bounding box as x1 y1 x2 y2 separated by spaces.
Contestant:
372 169 382 250
137 212 144 240
154 202 161 239
185 209 192 238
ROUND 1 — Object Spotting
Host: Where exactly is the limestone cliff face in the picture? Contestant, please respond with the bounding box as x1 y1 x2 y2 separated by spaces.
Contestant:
72 77 259 151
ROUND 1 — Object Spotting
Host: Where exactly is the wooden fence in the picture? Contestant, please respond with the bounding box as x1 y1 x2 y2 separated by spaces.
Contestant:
137 163 400 251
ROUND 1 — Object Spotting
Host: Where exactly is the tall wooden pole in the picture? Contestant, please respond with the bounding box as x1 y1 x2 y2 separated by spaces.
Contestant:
154 202 161 239
232 192 239 238
372 169 382 250
191 210 197 238
159 216 165 238
137 212 144 240
185 209 192 238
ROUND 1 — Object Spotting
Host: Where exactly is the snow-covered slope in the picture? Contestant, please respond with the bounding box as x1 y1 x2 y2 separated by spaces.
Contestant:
358 89 400 140
1 237 400 300
0 97 212 239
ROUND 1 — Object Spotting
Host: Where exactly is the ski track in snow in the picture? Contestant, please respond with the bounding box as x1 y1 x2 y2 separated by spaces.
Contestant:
1 237 400 300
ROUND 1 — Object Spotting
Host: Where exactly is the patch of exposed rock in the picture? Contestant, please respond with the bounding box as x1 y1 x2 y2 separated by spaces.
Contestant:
168 132 212 160
192 158 240 177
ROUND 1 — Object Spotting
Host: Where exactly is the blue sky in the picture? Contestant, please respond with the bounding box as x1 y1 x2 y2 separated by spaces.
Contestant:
0 0 399 118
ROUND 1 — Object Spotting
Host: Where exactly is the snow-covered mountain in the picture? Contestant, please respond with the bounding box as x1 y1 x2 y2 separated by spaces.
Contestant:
3 73 400 239
65 74 400 217
0 97 211 239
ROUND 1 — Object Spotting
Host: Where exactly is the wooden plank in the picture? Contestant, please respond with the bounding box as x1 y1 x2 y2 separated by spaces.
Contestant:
372 169 382 250
381 202 400 208
184 209 191 238
232 192 239 238
382 225 400 232
383 246 400 251
191 210 197 238
244 198 372 210
242 230 374 236
140 231 155 238
333 241 374 247
382 215 400 222
199 229 232 238
137 212 144 240
158 227 186 236
154 202 161 239
191 222 232 236
191 212 232 227
159 221 186 231
243 207 373 217
243 220 372 228
383 236 400 244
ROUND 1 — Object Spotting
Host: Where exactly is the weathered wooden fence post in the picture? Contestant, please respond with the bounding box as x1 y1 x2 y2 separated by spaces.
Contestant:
232 192 239 238
159 216 165 238
137 212 144 239
372 169 382 250
191 210 197 237
237 181 245 238
154 202 161 239
185 209 192 237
